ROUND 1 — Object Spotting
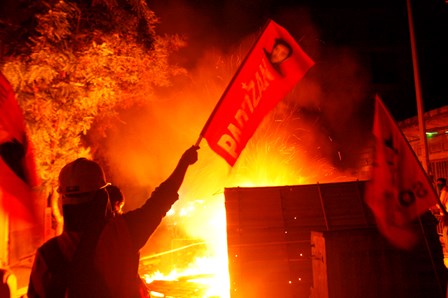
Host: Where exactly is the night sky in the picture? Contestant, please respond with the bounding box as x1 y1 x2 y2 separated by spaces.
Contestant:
150 0 448 121
1 0 447 121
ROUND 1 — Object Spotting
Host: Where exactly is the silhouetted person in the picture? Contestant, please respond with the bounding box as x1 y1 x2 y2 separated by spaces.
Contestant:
105 184 149 296
436 178 448 251
27 145 199 297
106 184 125 216
437 178 447 206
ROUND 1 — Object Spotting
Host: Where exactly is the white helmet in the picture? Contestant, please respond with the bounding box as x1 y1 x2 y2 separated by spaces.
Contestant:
58 158 110 205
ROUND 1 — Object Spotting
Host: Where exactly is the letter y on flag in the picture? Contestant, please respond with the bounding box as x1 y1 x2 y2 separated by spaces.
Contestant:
365 95 438 249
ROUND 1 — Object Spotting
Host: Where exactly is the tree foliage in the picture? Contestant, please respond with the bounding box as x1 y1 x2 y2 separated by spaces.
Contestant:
1 0 187 192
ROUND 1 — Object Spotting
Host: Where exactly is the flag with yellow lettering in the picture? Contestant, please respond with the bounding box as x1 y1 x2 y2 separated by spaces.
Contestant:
201 19 314 166
365 95 438 249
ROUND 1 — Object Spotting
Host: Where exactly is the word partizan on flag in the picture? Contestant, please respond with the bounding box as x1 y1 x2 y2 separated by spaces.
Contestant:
365 95 439 249
200 19 314 166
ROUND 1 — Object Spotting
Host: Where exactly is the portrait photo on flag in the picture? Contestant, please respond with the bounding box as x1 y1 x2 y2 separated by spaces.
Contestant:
200 19 314 166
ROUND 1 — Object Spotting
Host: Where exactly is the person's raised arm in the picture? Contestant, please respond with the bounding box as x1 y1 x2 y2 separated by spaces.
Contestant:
162 145 199 191
122 145 199 249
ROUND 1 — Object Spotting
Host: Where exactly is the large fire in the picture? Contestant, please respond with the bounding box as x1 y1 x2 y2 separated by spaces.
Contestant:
133 107 361 297
141 196 229 297
98 43 368 298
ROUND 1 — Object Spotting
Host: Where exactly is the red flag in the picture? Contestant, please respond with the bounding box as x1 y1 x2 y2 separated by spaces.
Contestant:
365 95 438 249
0 72 40 224
201 19 314 166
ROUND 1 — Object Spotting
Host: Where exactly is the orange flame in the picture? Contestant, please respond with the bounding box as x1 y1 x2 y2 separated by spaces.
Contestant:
138 108 359 297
